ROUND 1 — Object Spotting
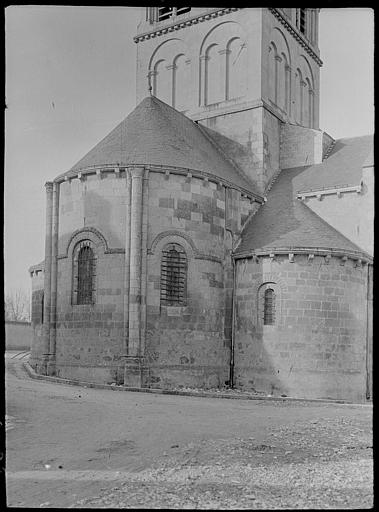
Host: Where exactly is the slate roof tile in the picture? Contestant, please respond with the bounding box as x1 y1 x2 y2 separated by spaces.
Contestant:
57 96 257 193
292 135 373 193
236 164 368 256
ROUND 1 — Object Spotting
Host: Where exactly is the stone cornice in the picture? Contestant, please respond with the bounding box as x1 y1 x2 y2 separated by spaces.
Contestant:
269 8 323 67
54 163 264 204
134 8 240 43
134 8 322 68
233 247 373 265
297 183 362 200
189 98 288 125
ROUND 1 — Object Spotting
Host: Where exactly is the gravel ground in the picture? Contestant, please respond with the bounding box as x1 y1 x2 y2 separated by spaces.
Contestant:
72 415 373 509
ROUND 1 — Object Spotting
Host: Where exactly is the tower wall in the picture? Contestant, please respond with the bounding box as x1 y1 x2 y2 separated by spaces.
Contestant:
135 8 321 194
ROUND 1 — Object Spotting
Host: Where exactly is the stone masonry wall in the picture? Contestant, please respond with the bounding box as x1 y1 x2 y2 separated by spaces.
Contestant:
234 254 370 402
280 123 324 169
53 173 128 384
144 172 256 389
29 270 45 369
55 250 126 384
199 106 281 194
303 169 374 257
58 172 127 256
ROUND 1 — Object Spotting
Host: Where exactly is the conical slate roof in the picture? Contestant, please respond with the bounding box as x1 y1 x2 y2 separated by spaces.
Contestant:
235 165 368 256
59 96 256 193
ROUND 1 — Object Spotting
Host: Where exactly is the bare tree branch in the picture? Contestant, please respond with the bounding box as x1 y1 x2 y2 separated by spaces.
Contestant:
5 288 31 322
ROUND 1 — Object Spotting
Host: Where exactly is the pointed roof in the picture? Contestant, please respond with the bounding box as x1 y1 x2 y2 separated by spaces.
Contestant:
58 96 257 193
235 165 368 256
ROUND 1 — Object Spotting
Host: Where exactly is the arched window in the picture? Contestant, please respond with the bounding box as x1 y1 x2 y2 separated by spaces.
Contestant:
258 282 279 326
173 54 188 110
263 288 276 325
295 69 303 124
72 241 97 305
153 59 172 105
77 246 95 304
205 43 223 105
160 243 187 306
226 37 247 100
268 44 277 104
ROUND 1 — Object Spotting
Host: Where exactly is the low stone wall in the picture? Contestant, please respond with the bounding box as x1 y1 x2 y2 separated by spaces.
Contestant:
5 321 32 350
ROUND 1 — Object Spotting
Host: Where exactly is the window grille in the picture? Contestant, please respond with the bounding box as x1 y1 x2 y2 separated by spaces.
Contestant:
77 246 95 305
160 243 187 306
263 288 276 325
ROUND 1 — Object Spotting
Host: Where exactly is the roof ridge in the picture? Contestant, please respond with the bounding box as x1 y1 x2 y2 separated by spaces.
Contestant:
322 139 336 161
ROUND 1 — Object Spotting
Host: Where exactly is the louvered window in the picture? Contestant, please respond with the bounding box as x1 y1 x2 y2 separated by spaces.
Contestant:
299 8 306 34
263 288 276 325
157 7 191 21
160 244 187 306
296 8 307 35
158 7 174 20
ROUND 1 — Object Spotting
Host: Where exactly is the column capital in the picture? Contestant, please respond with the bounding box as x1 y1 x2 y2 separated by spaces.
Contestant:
130 167 145 179
45 181 54 191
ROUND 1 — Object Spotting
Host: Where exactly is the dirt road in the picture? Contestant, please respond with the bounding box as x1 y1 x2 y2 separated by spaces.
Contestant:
6 353 372 508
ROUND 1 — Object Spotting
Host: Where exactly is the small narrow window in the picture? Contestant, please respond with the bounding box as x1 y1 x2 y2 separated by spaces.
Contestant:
77 246 95 305
263 288 276 325
41 293 44 324
299 8 307 34
157 7 191 21
160 243 187 306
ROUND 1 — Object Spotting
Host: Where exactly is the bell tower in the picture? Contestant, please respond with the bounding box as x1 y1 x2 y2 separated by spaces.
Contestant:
134 7 322 193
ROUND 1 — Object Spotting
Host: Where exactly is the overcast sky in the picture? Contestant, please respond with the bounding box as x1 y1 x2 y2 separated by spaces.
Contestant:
5 7 374 296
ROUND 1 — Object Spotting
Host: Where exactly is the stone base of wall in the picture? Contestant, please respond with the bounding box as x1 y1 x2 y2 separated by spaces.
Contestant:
52 363 124 385
235 368 367 403
146 365 229 390
28 355 48 376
